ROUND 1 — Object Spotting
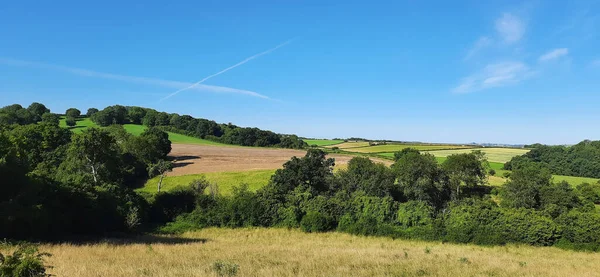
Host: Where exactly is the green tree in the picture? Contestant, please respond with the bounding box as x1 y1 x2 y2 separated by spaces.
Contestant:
40 113 59 126
127 107 146 124
501 162 551 209
392 149 449 206
86 108 99 117
65 116 77 127
27 102 50 122
442 152 487 199
65 108 81 118
148 159 173 192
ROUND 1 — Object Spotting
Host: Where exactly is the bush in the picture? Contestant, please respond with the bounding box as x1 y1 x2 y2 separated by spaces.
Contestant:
212 260 239 277
577 183 600 204
149 187 197 224
488 169 496 176
555 211 600 251
65 116 76 127
300 211 334 233
396 201 433 227
0 245 52 277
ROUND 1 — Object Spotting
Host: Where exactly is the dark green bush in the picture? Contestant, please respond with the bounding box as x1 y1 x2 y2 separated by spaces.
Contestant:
0 245 52 277
300 211 334 233
555 211 600 251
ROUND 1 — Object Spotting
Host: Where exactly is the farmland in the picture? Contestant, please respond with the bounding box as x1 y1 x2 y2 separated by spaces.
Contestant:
29 228 600 277
346 144 475 153
303 139 344 146
427 148 530 163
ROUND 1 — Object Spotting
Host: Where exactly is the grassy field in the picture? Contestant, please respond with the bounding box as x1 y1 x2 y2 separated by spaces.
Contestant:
349 144 474 153
325 141 371 149
304 139 344 146
28 227 600 277
59 117 226 146
426 148 529 163
138 169 276 195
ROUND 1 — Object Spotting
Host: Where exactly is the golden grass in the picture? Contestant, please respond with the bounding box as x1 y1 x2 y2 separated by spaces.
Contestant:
427 148 530 163
25 228 600 277
349 144 474 153
324 141 371 149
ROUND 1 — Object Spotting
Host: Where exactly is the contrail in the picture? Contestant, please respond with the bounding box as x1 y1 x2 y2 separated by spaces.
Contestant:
158 39 293 102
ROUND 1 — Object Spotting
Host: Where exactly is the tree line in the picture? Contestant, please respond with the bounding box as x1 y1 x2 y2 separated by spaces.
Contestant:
157 148 600 251
89 105 307 149
505 140 600 178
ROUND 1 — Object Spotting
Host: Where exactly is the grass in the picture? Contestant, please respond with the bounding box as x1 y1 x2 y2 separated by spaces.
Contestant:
138 169 276 195
304 139 344 146
348 144 474 153
59 117 226 146
28 227 600 277
427 148 530 163
325 141 372 149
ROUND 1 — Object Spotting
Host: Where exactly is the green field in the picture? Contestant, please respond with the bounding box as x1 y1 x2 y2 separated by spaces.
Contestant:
304 139 344 146
349 144 474 153
60 117 226 145
325 141 372 149
427 148 529 163
138 169 276 195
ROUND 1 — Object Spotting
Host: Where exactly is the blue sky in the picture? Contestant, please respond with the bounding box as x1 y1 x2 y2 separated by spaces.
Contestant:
1 0 599 145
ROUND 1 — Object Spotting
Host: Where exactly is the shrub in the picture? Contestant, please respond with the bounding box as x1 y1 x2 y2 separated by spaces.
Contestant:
488 169 496 176
149 187 197 224
0 245 52 277
396 201 433 227
300 211 334 233
212 260 239 277
555 211 600 251
576 183 600 204
65 116 76 127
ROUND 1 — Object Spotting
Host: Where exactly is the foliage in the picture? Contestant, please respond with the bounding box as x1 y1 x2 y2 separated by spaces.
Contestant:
0 245 52 277
65 108 81 118
211 260 239 277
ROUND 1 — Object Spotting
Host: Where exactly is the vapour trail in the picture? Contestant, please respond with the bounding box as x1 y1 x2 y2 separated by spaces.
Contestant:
158 39 293 102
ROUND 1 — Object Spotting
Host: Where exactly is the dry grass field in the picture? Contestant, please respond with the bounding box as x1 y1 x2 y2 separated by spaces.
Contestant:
168 144 391 176
427 148 530 163
348 144 474 153
28 228 600 277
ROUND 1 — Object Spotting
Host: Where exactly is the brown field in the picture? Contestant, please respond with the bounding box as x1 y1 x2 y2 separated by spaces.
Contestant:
32 228 600 277
168 144 391 176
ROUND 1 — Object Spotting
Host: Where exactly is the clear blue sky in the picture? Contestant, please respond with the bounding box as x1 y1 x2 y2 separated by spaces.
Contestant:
1 1 599 145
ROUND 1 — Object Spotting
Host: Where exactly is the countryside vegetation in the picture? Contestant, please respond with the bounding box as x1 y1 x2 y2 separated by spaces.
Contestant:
2 102 600 276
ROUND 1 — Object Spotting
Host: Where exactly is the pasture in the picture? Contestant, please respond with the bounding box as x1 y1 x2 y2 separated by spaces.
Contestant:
426 148 529 163
59 117 227 145
138 169 276 195
304 139 344 146
33 228 600 277
348 144 474 153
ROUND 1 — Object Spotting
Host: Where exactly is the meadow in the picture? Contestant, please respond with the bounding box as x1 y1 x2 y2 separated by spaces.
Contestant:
28 228 600 277
348 144 474 153
303 139 344 146
325 141 371 149
60 117 226 146
426 148 530 163
138 169 276 195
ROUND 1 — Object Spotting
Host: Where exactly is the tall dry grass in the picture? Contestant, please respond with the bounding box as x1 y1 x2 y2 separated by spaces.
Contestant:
13 228 600 277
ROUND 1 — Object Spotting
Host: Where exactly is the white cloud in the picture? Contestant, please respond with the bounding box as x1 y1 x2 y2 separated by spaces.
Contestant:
452 61 534 93
495 13 525 44
0 57 270 99
464 36 493 61
538 48 569 62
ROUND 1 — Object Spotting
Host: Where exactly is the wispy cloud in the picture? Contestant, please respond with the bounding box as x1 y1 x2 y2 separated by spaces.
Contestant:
0 57 270 99
495 13 525 44
159 39 293 102
464 36 493 61
591 59 600 67
452 61 535 93
539 48 569 62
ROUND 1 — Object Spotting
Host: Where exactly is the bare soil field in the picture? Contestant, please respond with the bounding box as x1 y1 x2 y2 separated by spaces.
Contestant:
168 144 391 176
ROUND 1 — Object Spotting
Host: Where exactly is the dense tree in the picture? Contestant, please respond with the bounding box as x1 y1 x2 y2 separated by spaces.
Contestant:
65 108 81 118
127 107 146 124
501 162 552 209
86 108 99 117
442 152 487 199
41 113 59 126
391 149 449 207
90 105 128 126
27 102 50 122
65 116 76 127
335 157 396 197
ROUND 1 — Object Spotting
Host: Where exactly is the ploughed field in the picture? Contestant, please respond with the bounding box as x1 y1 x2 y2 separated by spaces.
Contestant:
168 144 392 176
30 228 600 277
